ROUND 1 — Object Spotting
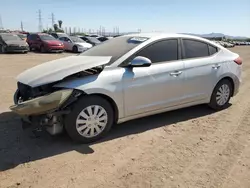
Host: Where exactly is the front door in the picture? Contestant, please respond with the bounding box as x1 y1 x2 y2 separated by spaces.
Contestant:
123 39 185 117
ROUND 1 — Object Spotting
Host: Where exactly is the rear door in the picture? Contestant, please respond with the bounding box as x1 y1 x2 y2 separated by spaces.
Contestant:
181 38 220 103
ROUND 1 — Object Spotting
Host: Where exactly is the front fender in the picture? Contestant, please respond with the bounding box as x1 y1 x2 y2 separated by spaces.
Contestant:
54 80 125 119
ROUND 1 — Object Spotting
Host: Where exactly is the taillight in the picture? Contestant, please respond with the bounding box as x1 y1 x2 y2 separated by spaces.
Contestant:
234 57 242 65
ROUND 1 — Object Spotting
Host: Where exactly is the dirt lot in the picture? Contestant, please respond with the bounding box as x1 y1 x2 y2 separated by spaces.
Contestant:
0 47 250 188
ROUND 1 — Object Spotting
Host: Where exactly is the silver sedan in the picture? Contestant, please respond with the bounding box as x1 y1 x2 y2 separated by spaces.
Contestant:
11 33 242 143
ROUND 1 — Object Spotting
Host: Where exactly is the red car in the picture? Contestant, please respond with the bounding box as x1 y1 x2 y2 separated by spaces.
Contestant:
27 33 64 53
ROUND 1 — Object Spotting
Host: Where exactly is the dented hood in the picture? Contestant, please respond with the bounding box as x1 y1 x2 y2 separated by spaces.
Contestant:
17 56 112 87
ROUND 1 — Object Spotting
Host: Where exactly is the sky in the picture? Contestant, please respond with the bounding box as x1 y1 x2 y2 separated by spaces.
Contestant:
0 0 249 37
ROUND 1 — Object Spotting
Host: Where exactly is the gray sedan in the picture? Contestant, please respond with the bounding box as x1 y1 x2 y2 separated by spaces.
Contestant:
0 33 29 53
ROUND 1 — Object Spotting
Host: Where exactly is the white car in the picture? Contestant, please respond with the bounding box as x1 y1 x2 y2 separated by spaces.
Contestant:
59 36 92 53
10 33 242 143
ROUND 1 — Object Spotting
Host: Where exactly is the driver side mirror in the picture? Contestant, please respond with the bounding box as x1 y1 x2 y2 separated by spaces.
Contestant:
129 56 151 67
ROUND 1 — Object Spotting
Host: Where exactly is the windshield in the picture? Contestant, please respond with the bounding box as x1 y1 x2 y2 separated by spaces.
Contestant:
80 36 149 65
70 36 85 43
87 37 101 44
40 35 56 40
1 34 22 41
17 34 26 40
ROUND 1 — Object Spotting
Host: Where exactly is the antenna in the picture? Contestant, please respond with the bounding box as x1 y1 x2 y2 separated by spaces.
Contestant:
38 9 43 32
0 15 3 30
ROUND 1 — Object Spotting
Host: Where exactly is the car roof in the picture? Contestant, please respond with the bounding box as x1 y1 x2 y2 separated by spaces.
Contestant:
124 32 208 40
123 32 221 47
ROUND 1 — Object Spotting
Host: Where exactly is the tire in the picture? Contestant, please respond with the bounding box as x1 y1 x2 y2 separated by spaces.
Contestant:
208 79 232 110
14 89 20 104
73 45 78 53
0 45 6 53
64 95 114 143
40 45 46 53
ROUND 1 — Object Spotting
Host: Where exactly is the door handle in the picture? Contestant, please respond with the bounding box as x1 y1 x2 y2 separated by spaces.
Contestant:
170 71 182 76
212 64 221 69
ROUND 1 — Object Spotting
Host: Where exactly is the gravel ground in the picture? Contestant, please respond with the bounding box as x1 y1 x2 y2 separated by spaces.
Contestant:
0 47 250 188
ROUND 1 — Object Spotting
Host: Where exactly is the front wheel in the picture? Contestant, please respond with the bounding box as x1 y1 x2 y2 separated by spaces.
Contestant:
73 45 78 53
208 79 232 110
0 45 6 53
40 45 46 53
64 96 114 143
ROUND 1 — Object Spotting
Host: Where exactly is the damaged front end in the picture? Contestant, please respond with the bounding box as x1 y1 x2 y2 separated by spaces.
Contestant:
10 55 109 135
10 84 83 135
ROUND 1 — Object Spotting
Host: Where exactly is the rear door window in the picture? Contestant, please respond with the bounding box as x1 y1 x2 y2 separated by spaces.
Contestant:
183 39 209 59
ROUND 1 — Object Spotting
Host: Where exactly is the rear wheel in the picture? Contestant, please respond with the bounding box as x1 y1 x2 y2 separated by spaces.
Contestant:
73 45 78 53
209 79 232 110
64 96 114 143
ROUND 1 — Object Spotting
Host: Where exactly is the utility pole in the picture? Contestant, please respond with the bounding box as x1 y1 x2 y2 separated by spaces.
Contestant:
0 15 4 30
69 27 71 35
21 21 24 31
38 9 43 32
49 13 55 27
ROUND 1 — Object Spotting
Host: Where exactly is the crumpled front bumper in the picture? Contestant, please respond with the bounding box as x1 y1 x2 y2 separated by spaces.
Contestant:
9 89 73 116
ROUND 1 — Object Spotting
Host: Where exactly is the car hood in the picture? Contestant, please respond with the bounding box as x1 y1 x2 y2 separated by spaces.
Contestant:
75 42 92 48
17 56 112 87
5 40 28 46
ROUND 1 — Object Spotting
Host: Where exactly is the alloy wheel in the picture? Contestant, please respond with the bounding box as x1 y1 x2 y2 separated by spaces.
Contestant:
216 84 230 106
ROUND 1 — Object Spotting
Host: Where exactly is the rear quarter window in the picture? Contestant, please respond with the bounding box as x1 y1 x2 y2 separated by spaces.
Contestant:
183 39 209 59
208 45 218 55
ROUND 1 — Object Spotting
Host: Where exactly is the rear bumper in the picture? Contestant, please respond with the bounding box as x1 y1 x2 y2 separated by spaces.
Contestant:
233 77 241 96
232 67 241 97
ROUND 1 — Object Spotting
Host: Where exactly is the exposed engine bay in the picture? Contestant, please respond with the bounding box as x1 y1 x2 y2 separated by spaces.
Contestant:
16 65 104 103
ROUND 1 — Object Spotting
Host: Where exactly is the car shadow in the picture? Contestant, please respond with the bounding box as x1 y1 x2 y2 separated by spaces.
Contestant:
0 104 231 171
0 112 94 171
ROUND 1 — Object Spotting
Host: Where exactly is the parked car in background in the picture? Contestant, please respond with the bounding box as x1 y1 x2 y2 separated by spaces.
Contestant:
89 34 101 38
78 36 101 46
59 36 92 53
27 33 64 53
97 36 109 42
10 33 242 143
50 32 68 39
0 33 29 53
